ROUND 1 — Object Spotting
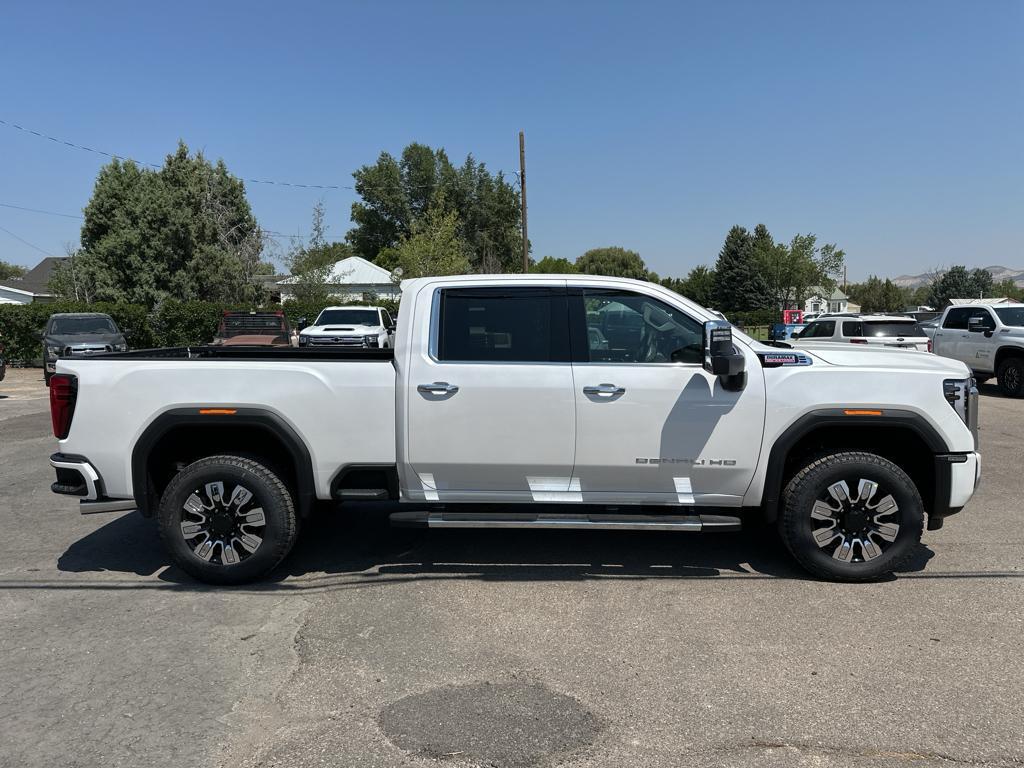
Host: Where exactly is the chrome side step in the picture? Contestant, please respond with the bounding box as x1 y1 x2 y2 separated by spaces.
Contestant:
80 498 137 515
389 511 741 532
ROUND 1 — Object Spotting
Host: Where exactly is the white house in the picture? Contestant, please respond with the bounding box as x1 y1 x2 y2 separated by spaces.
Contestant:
804 286 859 316
277 256 401 303
0 257 63 304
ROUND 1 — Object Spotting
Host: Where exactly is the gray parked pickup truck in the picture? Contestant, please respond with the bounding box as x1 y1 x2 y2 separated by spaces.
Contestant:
42 313 128 386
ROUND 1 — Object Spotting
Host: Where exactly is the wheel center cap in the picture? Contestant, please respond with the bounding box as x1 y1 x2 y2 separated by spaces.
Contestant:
844 509 868 532
210 512 233 536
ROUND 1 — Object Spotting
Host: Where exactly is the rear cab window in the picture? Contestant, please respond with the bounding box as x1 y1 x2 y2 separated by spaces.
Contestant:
436 287 570 363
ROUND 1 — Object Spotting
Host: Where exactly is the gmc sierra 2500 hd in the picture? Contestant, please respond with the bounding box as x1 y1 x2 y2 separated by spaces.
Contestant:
48 275 981 584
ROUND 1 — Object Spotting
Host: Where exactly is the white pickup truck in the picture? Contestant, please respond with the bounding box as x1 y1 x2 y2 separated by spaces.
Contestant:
931 302 1024 397
48 275 981 584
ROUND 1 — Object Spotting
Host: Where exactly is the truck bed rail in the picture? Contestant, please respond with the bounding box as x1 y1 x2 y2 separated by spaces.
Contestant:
83 346 395 362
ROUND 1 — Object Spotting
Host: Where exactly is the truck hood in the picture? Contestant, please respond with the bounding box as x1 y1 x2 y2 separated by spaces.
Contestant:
301 324 382 337
44 333 126 350
796 343 970 376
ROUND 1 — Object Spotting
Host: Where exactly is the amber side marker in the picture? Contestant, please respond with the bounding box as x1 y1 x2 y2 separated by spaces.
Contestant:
198 408 237 415
844 409 883 416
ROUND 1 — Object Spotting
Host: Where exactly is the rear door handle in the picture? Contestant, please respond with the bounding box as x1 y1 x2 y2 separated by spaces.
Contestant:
583 383 625 396
418 382 459 395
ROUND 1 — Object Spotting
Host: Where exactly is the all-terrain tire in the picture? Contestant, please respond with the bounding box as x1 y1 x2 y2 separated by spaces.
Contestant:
157 455 298 585
779 451 924 582
997 357 1024 398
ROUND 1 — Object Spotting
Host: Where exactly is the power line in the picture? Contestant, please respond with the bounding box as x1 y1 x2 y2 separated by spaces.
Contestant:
0 223 56 257
1 118 518 192
0 201 83 219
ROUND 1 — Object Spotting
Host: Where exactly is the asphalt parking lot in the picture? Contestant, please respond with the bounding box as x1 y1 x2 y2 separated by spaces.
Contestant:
1 366 1022 768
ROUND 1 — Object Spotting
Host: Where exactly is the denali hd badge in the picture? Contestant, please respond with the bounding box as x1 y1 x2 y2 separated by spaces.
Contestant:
636 457 737 466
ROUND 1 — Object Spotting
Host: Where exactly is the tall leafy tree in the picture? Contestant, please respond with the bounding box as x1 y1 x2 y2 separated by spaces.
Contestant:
375 203 471 280
712 226 769 313
928 266 996 307
65 142 265 307
530 256 577 273
0 260 26 281
753 224 846 311
846 276 908 312
575 247 648 279
348 143 523 272
284 202 352 303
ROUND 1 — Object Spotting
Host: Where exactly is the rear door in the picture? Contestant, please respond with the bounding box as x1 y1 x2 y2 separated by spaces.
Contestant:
404 285 577 500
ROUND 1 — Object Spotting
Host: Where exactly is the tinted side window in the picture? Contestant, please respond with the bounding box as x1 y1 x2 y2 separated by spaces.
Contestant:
382 310 393 327
579 289 704 363
437 287 569 363
842 321 863 336
804 321 835 338
943 308 971 329
967 309 995 330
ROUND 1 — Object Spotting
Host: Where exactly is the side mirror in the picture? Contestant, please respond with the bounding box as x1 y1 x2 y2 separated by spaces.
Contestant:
703 320 746 391
296 316 308 332
967 316 993 336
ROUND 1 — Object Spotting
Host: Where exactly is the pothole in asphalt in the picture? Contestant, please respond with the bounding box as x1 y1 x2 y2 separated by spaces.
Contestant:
378 681 600 767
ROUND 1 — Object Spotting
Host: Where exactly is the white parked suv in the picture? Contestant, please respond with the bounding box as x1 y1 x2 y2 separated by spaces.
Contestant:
46 275 980 585
793 315 930 352
297 305 395 349
931 303 1024 397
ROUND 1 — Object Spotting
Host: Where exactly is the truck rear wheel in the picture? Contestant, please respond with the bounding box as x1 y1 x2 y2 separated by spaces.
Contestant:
779 452 923 582
997 357 1024 398
157 455 298 585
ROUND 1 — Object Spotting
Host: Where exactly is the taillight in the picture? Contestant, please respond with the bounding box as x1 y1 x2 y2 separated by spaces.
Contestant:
49 374 78 439
850 338 868 344
928 339 933 353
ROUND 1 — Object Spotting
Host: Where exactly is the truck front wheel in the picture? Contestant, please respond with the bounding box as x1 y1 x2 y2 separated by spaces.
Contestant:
997 357 1024 398
779 452 924 582
157 455 298 585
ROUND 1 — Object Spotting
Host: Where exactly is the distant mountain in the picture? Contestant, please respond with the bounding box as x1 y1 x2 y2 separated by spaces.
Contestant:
890 266 1024 289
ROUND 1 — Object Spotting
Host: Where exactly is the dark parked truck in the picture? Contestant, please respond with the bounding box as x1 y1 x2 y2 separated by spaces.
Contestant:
47 275 980 585
42 312 127 386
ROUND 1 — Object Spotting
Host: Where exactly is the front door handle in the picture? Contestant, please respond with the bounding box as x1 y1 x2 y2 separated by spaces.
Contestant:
418 382 459 395
583 383 625 396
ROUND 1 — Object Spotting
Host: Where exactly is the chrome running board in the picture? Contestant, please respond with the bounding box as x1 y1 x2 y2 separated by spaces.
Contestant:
390 511 741 532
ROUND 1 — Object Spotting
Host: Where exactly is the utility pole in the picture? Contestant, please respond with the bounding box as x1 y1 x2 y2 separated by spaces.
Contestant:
519 131 528 273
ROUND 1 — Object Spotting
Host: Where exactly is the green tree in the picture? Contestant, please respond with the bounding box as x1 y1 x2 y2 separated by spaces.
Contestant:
376 204 471 280
712 226 769 313
575 247 648 279
284 202 351 303
846 276 908 312
69 142 265 307
674 265 717 307
992 278 1024 302
0 260 26 281
348 143 523 272
530 256 577 273
928 266 995 307
752 224 846 312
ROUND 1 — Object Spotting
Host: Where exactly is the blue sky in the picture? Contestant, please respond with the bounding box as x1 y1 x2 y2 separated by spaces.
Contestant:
1 0 1020 280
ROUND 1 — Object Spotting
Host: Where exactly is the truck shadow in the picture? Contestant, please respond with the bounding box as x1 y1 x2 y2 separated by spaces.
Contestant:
56 504 936 587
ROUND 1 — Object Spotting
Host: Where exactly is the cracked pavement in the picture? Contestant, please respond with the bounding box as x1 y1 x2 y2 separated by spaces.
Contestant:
1 366 1022 768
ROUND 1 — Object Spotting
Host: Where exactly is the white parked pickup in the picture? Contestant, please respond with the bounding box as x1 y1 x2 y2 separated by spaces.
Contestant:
48 275 980 584
931 302 1024 398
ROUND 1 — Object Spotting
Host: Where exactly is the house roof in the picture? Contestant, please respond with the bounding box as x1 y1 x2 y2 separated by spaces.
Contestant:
807 285 848 301
0 256 65 296
948 297 1013 306
278 256 393 286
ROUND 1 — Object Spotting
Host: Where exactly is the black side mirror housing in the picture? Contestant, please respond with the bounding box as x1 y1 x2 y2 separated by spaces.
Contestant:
703 320 746 390
296 316 308 332
967 316 993 336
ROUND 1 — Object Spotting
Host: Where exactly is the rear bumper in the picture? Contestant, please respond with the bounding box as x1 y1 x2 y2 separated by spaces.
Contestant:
49 453 136 513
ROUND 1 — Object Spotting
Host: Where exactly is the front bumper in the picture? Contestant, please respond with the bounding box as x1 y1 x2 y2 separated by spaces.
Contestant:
928 451 980 530
49 453 136 514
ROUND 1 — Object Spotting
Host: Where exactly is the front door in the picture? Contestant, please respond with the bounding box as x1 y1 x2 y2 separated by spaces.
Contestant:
405 285 577 501
569 287 765 506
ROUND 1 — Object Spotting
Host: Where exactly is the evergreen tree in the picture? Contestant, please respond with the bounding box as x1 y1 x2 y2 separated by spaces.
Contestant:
712 226 769 313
